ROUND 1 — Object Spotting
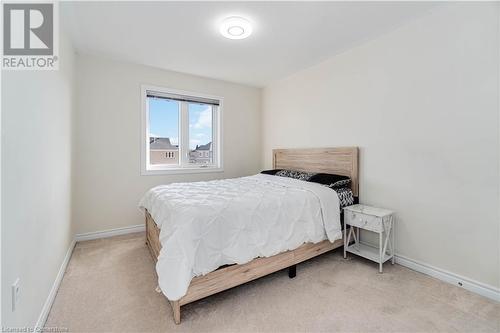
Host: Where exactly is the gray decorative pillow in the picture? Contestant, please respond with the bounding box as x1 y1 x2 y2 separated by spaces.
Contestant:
275 170 315 181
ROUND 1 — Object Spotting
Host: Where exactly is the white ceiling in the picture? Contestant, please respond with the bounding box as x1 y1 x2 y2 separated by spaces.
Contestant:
62 2 437 87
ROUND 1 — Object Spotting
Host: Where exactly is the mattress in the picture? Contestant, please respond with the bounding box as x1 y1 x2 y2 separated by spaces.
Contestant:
139 174 342 300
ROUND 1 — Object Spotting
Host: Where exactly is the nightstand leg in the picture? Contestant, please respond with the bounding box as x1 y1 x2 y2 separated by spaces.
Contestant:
379 232 383 273
356 227 360 249
343 226 347 259
391 217 395 264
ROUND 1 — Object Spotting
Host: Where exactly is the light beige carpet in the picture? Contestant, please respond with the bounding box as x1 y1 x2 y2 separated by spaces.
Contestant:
46 233 499 332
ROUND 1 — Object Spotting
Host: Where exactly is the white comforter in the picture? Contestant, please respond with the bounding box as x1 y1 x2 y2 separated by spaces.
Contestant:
139 174 342 301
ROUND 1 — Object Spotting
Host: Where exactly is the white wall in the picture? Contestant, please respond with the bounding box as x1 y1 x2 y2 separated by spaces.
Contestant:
262 3 499 288
73 54 261 234
1 29 75 327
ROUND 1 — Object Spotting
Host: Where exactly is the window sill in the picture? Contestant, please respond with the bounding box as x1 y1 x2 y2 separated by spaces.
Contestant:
141 167 224 176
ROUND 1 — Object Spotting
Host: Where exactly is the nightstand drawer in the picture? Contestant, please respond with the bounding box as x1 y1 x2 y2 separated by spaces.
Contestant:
345 211 383 232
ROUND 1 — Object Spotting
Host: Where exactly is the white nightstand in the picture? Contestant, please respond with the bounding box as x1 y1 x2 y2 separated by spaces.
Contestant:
343 204 395 273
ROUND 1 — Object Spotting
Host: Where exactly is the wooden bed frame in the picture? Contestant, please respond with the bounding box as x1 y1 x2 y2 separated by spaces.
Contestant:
145 147 359 324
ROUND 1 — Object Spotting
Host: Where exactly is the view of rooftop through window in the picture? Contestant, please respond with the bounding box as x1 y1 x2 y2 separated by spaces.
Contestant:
188 103 213 164
148 97 213 165
148 97 179 165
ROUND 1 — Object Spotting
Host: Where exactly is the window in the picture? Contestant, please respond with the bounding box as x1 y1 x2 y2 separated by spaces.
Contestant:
141 85 222 174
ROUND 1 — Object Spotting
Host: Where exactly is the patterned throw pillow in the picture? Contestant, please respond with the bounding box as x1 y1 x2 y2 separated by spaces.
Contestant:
275 169 315 181
335 187 355 208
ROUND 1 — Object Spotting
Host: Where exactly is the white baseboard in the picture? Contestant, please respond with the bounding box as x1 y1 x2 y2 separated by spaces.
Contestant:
75 224 145 242
395 254 500 302
34 239 76 330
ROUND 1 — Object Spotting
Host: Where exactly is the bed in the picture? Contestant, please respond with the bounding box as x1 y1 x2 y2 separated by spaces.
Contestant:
141 147 359 324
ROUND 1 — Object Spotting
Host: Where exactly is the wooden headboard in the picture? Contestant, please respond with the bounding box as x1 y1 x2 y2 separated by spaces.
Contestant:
272 147 359 197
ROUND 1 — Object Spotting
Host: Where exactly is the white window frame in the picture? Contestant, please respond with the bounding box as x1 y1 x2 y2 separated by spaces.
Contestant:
140 84 223 175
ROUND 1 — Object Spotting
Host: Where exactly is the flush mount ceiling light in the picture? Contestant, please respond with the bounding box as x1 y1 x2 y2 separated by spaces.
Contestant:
220 16 252 40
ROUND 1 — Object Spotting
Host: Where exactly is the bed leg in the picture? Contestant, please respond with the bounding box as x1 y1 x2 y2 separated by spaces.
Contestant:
288 265 296 278
170 300 181 324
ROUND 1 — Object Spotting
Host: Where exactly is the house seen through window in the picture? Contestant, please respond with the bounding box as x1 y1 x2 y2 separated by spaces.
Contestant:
143 86 221 174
